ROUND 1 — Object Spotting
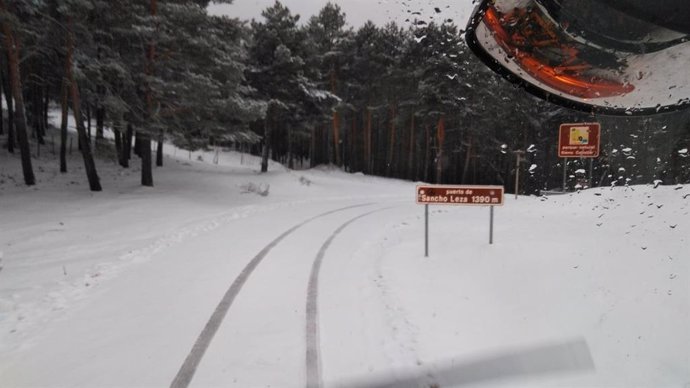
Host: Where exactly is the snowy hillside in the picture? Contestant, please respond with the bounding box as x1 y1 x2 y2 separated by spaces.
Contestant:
0 140 688 387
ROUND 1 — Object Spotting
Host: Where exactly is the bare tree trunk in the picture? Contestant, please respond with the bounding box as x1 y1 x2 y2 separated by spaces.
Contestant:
424 124 430 182
122 123 133 168
2 57 14 153
350 113 357 172
38 85 46 143
86 104 91 141
330 66 341 166
95 104 104 141
65 16 101 191
0 64 3 136
261 114 271 173
114 124 122 165
287 124 294 169
386 104 396 177
408 112 415 180
462 134 473 184
139 132 153 186
436 115 445 184
43 85 49 130
0 4 35 185
156 136 163 167
366 108 372 174
133 130 141 158
309 125 315 168
141 0 157 186
59 79 69 173
332 110 340 166
34 83 44 145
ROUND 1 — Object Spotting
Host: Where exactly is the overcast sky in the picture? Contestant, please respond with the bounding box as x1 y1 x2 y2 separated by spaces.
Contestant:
207 0 476 28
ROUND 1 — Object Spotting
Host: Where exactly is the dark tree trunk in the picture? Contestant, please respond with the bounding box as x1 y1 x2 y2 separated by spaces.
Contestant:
408 112 415 180
309 125 315 168
113 121 122 166
366 108 372 174
59 79 69 173
287 124 294 169
96 105 104 141
124 123 133 167
133 131 141 158
86 104 91 141
156 136 163 167
3 51 15 153
34 84 44 144
261 112 271 173
65 17 101 191
387 104 396 177
350 114 357 172
38 86 46 143
436 115 446 184
462 134 473 184
114 129 122 161
139 132 153 186
43 85 49 129
141 0 157 185
424 124 430 183
0 7 35 185
0 67 3 136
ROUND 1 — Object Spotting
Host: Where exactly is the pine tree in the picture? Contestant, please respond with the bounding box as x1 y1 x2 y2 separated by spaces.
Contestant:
0 0 35 185
249 1 336 173
306 2 349 166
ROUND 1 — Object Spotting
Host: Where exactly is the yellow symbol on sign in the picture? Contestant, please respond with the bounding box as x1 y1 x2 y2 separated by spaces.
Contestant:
570 127 590 145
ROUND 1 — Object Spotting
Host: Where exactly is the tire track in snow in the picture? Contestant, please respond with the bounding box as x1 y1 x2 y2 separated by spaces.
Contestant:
170 203 374 388
305 207 394 388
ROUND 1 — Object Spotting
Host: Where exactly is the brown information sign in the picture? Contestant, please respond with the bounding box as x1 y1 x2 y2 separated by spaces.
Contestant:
416 185 504 206
558 123 601 158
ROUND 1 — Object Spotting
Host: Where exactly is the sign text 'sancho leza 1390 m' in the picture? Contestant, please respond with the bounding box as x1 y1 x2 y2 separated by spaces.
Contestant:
416 185 505 206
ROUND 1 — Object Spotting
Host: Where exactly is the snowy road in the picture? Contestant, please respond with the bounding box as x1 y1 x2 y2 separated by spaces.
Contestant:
1 199 417 388
2 150 687 387
179 202 414 388
172 202 396 388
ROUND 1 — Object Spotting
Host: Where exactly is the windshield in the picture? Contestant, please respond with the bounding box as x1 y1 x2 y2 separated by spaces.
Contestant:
0 1 687 387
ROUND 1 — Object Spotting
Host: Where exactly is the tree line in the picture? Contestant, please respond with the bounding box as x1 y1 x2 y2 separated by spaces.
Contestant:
1 0 688 193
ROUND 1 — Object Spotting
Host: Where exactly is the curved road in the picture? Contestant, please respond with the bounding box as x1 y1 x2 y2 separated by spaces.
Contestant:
177 203 408 388
0 199 415 388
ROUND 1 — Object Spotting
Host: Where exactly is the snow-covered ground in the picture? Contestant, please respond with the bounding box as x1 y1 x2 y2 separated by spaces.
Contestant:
0 125 688 387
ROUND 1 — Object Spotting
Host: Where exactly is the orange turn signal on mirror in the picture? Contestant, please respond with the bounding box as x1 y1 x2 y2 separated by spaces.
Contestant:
483 7 635 99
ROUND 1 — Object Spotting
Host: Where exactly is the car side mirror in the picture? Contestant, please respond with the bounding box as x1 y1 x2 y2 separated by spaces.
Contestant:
465 0 690 116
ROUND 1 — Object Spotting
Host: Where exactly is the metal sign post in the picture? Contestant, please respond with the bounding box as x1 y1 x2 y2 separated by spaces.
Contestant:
417 185 505 255
489 206 495 245
589 158 594 188
513 150 525 199
562 157 568 192
424 204 429 257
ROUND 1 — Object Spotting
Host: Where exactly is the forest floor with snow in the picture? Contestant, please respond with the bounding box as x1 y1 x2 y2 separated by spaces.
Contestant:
0 126 688 387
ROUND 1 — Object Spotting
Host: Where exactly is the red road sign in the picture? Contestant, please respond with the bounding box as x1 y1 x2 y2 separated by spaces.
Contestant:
416 185 504 206
558 123 601 158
